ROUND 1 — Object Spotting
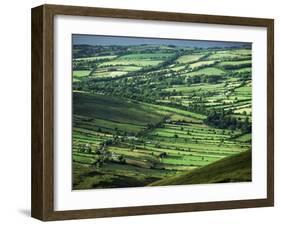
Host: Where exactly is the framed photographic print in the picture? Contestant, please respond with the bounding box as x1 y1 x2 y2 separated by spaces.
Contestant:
31 4 274 221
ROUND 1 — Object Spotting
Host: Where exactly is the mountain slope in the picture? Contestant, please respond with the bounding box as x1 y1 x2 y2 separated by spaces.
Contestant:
149 150 251 186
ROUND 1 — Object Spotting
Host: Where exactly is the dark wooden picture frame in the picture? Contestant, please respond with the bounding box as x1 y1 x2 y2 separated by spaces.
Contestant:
31 4 274 221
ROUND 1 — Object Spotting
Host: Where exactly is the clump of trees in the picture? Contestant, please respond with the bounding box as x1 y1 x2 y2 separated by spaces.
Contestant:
158 152 167 159
204 110 251 133
77 143 92 154
219 62 252 70
186 74 222 85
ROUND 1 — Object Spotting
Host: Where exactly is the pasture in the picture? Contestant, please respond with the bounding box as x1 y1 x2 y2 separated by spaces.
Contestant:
72 42 252 189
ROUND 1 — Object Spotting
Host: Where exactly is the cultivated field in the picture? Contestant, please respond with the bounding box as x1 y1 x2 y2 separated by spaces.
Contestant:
72 41 252 189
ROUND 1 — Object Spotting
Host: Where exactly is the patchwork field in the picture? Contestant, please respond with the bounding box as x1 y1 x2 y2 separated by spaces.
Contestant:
72 40 252 189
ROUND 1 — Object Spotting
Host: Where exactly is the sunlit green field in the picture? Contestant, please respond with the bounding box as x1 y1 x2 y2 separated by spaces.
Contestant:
73 70 91 77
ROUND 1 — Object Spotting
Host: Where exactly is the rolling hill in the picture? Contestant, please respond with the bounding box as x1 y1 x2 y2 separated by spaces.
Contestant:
149 150 251 186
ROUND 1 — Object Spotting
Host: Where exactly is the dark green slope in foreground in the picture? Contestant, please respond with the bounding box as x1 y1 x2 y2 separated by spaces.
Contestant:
149 150 251 186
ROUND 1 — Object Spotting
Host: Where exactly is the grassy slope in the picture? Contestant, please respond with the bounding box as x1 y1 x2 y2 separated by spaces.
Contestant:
73 91 167 126
149 150 251 186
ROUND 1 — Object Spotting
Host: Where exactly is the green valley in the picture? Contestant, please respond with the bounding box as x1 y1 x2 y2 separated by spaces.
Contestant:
72 37 252 189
